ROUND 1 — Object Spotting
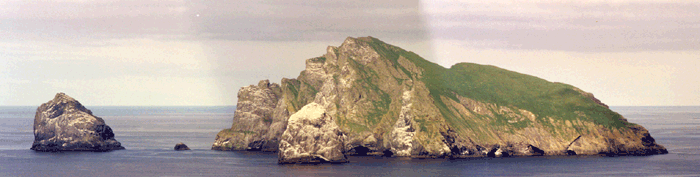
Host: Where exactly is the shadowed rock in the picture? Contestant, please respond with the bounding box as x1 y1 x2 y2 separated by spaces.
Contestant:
174 142 191 151
31 93 124 151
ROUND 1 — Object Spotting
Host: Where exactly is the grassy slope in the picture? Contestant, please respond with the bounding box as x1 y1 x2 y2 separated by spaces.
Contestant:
363 37 631 138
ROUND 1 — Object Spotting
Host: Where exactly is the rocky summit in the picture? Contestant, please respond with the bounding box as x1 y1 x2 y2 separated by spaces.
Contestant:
31 93 124 151
213 37 667 163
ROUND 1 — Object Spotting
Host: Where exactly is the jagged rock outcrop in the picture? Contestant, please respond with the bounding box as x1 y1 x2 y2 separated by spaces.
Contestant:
31 93 124 151
278 103 347 164
212 80 289 151
174 142 190 151
215 36 667 159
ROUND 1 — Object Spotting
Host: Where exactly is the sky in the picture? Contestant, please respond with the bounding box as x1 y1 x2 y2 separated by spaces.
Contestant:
1 0 698 106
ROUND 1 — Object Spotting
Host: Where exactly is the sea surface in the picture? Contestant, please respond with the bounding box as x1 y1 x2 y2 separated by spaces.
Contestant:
0 106 698 176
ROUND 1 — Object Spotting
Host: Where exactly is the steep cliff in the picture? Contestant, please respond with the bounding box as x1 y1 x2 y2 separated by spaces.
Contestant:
212 80 288 151
213 36 667 158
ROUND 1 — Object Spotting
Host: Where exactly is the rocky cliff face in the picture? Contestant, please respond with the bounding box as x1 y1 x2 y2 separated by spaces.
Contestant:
278 103 347 164
212 80 289 151
32 93 124 151
213 36 667 159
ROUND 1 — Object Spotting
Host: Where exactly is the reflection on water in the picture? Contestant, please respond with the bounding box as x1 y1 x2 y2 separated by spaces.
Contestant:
0 106 699 176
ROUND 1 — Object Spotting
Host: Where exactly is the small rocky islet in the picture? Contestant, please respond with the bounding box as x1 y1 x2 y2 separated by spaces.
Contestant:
174 143 191 151
212 36 667 164
31 93 124 151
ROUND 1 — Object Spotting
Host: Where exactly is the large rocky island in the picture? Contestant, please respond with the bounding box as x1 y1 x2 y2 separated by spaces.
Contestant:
31 93 124 151
213 37 667 163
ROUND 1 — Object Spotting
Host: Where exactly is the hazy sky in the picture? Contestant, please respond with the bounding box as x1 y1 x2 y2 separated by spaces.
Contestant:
1 0 698 106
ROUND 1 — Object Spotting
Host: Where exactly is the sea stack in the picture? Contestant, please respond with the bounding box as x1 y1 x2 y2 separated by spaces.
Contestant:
31 93 124 151
174 142 191 151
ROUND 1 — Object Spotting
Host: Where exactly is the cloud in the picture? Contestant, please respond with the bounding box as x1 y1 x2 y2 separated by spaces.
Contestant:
0 0 195 41
421 0 700 51
1 0 429 42
0 39 212 82
188 0 429 41
3 0 697 51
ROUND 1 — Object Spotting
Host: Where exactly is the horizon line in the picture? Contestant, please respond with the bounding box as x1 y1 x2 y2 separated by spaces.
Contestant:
1 105 700 107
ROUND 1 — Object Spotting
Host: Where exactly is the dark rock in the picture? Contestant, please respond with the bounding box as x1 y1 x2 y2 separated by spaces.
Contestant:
31 93 124 151
382 149 394 157
348 146 371 156
174 142 191 151
528 145 546 156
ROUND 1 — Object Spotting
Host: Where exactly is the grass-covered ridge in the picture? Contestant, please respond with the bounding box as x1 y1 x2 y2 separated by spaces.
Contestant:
362 37 630 133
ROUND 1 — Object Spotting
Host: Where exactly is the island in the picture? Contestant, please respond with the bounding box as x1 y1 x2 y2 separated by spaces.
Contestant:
212 37 667 164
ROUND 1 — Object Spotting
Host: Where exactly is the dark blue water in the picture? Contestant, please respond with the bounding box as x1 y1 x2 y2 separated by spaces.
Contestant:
1 106 698 176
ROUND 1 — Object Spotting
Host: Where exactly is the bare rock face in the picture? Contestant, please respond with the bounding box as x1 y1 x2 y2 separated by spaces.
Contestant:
390 90 417 156
212 80 286 151
278 103 347 164
174 142 191 151
31 93 124 151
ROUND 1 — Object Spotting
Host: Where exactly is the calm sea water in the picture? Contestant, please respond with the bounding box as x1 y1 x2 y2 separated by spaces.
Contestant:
0 106 698 176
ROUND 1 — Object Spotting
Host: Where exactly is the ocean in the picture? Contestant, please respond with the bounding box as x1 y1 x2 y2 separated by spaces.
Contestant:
0 106 698 176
